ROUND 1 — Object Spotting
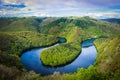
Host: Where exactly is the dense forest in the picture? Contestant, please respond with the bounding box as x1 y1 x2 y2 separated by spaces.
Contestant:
0 17 120 80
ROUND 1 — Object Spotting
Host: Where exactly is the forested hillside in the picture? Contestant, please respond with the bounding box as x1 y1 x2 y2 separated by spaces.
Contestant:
0 17 120 80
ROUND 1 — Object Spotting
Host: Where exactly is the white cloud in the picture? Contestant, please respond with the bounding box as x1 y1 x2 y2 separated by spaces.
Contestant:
3 0 24 4
0 0 120 18
86 11 120 19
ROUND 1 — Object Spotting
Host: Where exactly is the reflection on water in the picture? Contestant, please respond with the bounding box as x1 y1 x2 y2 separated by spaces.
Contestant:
21 38 97 76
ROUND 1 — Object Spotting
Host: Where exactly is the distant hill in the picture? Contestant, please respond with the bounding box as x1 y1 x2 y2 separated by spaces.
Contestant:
101 18 120 24
39 17 120 37
0 17 45 32
0 17 120 37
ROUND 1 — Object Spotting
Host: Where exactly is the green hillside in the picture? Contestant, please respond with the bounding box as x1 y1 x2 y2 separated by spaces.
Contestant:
0 31 58 70
0 17 44 32
1 17 120 37
0 17 120 80
94 36 120 73
39 17 120 66
36 36 120 80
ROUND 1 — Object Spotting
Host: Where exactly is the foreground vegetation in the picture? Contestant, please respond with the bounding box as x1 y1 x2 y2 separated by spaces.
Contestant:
0 31 58 70
0 17 120 80
94 36 120 73
1 36 120 80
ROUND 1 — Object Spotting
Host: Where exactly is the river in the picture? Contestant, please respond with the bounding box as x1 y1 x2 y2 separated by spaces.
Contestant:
21 38 97 76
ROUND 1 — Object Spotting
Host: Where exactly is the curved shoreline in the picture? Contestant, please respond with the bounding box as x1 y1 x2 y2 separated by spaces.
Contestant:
40 49 82 67
20 37 67 57
40 42 81 67
21 38 97 76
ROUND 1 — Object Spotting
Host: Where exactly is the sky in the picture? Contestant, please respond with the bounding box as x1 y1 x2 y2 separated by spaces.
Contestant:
0 0 120 18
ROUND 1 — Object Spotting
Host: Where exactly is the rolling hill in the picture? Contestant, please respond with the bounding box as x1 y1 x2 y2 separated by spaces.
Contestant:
0 17 120 80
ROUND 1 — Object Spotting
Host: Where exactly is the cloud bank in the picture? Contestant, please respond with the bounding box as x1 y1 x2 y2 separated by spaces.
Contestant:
0 0 120 18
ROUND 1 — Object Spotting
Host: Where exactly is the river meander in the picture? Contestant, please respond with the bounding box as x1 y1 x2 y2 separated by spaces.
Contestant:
21 38 97 76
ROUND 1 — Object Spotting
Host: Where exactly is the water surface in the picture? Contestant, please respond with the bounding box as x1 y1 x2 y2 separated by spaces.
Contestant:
21 38 97 76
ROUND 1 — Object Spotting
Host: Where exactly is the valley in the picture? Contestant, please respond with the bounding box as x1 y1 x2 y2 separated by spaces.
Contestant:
0 17 120 80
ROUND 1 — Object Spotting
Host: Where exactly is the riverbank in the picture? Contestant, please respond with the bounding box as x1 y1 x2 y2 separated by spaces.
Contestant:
40 42 81 67
20 38 97 76
1 17 120 80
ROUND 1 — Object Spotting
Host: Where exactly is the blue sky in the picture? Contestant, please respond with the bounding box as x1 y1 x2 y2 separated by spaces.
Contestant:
0 0 120 18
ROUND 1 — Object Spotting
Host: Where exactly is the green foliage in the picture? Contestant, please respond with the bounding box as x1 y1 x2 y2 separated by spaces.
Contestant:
0 64 21 80
0 31 58 71
94 36 120 73
0 17 120 80
40 66 103 80
40 42 81 66
0 53 24 70
0 64 42 80
0 17 43 32
75 66 101 80
0 17 18 29
19 71 41 80
109 70 120 80
0 31 58 55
